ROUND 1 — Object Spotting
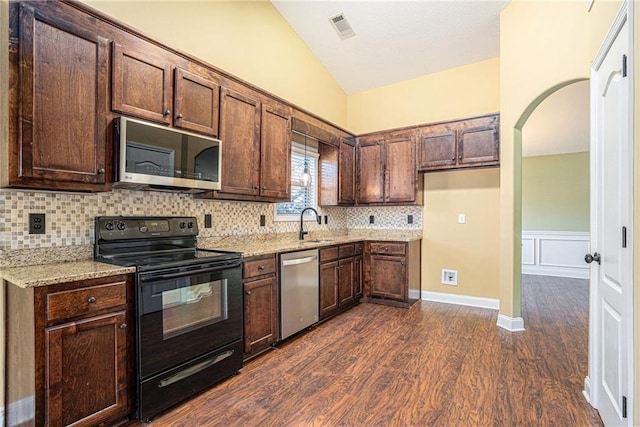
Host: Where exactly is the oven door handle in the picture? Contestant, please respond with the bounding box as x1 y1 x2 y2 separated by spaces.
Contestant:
158 350 235 388
139 262 240 282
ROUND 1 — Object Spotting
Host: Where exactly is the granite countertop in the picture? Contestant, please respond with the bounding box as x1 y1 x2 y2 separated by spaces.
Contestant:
0 261 136 289
1 229 421 288
198 229 423 258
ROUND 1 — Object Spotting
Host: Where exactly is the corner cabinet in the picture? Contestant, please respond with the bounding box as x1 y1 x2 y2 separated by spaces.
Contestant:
418 113 500 172
357 131 422 205
8 1 111 191
5 275 134 427
243 255 279 359
364 240 421 307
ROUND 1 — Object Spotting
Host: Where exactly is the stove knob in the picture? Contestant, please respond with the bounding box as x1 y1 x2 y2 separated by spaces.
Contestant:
105 222 114 231
179 222 186 229
116 222 126 231
139 226 148 233
187 222 194 229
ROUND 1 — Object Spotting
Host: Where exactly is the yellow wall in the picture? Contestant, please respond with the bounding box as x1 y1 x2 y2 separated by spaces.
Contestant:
83 0 347 128
346 58 501 301
422 169 500 299
347 58 500 134
499 0 591 319
522 152 590 232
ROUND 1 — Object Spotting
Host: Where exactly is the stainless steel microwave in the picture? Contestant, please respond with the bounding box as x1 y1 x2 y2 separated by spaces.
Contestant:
114 117 221 193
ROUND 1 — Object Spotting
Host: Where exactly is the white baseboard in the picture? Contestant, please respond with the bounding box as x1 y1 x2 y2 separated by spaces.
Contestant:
497 314 525 332
6 396 34 426
582 376 592 405
421 291 500 310
522 231 590 279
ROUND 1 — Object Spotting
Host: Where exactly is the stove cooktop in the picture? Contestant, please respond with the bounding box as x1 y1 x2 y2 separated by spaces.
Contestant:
101 249 240 270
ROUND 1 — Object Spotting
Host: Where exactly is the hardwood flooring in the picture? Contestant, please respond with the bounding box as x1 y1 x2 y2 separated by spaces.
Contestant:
133 275 602 426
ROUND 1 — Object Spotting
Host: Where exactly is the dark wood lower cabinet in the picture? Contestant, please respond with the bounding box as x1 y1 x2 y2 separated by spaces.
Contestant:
364 240 421 307
5 274 133 427
243 255 279 359
319 243 363 319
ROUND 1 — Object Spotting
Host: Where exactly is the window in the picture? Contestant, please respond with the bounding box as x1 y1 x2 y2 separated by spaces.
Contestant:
275 142 319 221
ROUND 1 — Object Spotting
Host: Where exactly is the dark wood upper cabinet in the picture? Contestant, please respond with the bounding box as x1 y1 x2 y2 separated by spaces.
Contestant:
112 42 172 125
338 138 356 205
418 113 499 172
260 102 292 199
174 68 220 136
9 2 110 191
319 143 339 206
219 87 262 196
357 132 420 205
357 136 385 204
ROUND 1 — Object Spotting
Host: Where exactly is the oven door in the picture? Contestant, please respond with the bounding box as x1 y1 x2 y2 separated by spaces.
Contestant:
137 260 242 379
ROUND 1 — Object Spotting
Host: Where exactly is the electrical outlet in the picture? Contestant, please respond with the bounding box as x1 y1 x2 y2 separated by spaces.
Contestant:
458 214 466 224
369 215 375 224
408 215 413 224
441 269 458 286
29 213 46 234
204 214 212 228
260 214 266 227
324 215 328 225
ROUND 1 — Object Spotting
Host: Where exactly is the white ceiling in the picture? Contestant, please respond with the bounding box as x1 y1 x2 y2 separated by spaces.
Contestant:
271 0 510 94
522 80 590 157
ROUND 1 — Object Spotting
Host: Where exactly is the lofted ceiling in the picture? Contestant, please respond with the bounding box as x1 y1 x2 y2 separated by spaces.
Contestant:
271 0 510 95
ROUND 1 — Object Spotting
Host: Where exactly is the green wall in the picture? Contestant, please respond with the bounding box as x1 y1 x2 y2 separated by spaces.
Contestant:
522 152 590 232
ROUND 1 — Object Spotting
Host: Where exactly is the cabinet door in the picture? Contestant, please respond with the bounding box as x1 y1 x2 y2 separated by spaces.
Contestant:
338 258 355 306
219 87 261 195
385 134 416 203
369 255 407 301
357 138 385 204
318 143 339 206
354 255 363 299
174 68 220 136
45 311 129 427
319 261 339 318
243 276 278 354
16 3 109 188
260 103 292 200
458 124 499 167
338 138 356 205
112 42 172 124
417 130 457 171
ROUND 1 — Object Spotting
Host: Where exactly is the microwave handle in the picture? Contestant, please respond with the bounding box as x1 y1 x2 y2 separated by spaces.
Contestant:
139 262 240 282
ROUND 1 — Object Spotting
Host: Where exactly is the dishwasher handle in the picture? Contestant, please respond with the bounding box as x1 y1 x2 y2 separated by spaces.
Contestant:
282 255 318 266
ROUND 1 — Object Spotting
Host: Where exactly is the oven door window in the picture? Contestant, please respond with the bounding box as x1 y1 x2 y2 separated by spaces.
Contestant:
161 280 227 340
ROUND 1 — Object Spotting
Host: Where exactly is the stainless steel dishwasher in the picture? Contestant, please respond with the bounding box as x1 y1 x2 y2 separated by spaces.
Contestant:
280 249 319 340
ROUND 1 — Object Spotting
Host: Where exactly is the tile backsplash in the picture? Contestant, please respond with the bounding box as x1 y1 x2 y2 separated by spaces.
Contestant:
0 190 422 251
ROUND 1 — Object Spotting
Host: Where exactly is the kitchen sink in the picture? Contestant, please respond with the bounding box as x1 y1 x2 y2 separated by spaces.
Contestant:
305 239 332 243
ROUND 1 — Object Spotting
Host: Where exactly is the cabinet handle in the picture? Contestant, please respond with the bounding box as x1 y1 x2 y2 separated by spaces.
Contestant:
401 262 405 266
258 266 265 270
120 323 127 329
254 186 260 190
97 168 105 174
262 186 266 190
164 109 171 116
87 296 96 304
451 158 455 161
245 290 252 295
176 113 183 119
458 155 462 160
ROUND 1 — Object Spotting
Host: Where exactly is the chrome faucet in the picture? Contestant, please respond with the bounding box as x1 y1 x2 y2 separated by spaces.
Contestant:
299 207 321 240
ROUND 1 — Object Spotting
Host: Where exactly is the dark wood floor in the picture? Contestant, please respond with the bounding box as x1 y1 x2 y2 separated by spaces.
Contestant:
134 275 602 426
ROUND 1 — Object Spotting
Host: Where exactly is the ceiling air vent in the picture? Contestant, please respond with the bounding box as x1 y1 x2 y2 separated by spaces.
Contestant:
329 13 355 40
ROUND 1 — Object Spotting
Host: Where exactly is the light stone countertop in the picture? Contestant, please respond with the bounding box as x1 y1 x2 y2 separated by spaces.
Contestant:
1 229 421 288
0 261 136 289
198 229 423 258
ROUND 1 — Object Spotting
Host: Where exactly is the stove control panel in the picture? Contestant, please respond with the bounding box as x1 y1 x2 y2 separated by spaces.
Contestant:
96 216 199 240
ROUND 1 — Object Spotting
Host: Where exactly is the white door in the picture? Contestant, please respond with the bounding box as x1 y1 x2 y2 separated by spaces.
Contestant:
589 6 633 426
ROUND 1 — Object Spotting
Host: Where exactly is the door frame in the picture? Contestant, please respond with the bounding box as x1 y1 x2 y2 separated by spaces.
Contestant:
584 1 635 424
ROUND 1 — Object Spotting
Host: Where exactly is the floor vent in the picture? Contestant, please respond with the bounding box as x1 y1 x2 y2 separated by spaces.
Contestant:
329 13 356 40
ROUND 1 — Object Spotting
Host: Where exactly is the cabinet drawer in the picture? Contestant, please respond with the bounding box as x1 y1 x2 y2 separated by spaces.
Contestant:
338 244 355 258
46 281 127 322
319 246 339 262
243 256 276 278
370 242 406 256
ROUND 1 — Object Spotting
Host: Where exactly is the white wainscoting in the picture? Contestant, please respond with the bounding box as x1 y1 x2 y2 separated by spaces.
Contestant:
522 231 590 279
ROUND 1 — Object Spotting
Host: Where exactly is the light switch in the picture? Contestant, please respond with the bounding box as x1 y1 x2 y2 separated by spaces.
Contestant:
458 214 466 224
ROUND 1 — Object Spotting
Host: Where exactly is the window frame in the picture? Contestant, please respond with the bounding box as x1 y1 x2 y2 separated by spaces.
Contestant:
274 143 319 222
